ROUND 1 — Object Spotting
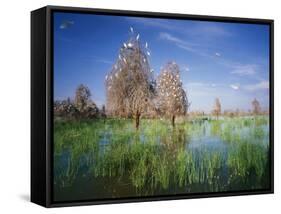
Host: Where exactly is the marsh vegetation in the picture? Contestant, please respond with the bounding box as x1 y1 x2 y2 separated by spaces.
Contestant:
53 116 269 201
53 27 270 201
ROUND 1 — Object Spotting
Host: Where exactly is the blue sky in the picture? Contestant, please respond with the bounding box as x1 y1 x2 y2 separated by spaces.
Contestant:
54 12 270 112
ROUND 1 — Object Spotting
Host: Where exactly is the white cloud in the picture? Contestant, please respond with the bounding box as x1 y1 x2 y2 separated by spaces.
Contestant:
60 20 74 29
127 18 231 38
95 59 112 64
187 82 207 87
230 84 239 90
159 32 182 43
184 81 269 112
244 81 269 92
126 18 174 31
187 82 221 88
211 84 216 87
159 32 196 52
184 82 221 97
159 32 210 57
193 22 232 37
159 32 228 59
91 56 113 65
231 64 256 76
183 65 190 72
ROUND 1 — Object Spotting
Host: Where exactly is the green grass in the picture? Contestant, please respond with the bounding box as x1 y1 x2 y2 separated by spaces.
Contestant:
54 116 270 194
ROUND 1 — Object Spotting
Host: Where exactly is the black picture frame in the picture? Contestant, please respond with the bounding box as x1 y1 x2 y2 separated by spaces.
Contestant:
31 5 274 208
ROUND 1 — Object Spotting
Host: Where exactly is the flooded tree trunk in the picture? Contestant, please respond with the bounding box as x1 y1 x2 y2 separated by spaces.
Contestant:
172 115 175 127
135 111 140 130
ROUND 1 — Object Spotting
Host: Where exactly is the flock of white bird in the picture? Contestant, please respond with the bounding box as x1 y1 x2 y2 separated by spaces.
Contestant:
105 27 186 108
105 27 153 89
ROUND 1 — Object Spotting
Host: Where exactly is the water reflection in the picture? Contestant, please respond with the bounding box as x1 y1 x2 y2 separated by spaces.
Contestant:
54 116 270 201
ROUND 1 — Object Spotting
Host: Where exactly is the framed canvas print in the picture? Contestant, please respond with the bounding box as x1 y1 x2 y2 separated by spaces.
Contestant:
31 5 274 207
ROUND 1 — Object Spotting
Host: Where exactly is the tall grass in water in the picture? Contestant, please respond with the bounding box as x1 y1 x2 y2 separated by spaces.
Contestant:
54 116 270 195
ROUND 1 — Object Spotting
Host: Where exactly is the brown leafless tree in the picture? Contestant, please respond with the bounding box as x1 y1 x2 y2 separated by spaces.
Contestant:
156 62 189 127
74 84 91 112
74 84 99 119
252 98 261 115
105 29 154 129
212 98 221 119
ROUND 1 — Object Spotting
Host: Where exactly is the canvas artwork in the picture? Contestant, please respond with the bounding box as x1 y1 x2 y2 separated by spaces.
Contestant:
53 12 271 202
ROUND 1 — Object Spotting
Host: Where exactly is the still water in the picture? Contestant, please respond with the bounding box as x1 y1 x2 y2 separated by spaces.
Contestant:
53 117 270 202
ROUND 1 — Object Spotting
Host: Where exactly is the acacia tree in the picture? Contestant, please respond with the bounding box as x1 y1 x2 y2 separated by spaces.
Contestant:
252 98 261 115
75 84 91 112
105 28 154 129
74 84 98 118
212 98 221 119
156 62 189 127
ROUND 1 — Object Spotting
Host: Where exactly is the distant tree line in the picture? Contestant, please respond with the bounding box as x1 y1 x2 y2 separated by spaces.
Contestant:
188 97 267 119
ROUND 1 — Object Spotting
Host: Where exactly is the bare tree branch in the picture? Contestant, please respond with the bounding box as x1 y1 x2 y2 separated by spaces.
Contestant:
156 62 189 127
105 29 154 129
212 98 221 119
